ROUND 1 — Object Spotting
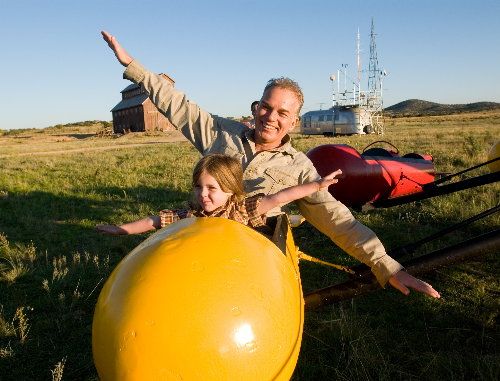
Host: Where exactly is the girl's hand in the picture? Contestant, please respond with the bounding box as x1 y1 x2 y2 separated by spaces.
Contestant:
317 169 343 190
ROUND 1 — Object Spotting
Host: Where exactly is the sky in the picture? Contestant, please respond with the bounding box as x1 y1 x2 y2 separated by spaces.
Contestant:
1 0 499 130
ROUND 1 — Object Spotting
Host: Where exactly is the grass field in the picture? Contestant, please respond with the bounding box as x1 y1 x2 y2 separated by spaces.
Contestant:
0 112 499 380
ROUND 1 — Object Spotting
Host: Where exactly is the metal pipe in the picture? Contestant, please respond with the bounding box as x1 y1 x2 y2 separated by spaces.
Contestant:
390 204 500 258
372 171 500 208
347 204 500 275
428 157 500 187
304 229 500 310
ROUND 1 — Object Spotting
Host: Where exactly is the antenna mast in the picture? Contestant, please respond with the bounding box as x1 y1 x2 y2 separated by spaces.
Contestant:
356 28 362 105
367 17 384 133
367 17 381 108
357 28 361 86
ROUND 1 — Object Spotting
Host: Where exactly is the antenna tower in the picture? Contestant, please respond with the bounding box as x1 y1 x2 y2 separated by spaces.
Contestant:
356 28 362 85
367 18 381 106
367 17 384 133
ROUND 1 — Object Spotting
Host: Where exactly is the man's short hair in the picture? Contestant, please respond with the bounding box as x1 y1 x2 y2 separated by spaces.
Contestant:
263 77 304 116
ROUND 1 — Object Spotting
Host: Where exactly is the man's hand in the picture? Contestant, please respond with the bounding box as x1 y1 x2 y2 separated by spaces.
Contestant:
101 31 133 67
389 270 441 299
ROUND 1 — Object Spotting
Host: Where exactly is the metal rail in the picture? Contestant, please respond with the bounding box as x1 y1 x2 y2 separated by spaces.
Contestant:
429 156 499 187
304 229 500 310
372 171 500 208
348 205 500 278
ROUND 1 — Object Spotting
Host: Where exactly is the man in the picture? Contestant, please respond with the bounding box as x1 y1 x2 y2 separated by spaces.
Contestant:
101 31 440 299
248 100 259 128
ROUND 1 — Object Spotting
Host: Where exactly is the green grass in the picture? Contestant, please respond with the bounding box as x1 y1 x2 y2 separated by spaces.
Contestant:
0 114 498 380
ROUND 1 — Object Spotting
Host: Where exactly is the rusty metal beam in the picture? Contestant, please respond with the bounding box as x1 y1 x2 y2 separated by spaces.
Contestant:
304 229 500 310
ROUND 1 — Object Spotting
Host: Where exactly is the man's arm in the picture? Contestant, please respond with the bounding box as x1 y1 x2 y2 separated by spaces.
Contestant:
298 193 440 298
293 157 440 298
101 31 133 66
101 31 245 154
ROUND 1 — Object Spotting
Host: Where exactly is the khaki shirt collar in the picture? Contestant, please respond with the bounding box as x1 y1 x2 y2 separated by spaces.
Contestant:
244 129 296 157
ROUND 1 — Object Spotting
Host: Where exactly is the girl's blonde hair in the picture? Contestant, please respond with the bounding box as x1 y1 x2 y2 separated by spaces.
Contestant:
192 154 245 204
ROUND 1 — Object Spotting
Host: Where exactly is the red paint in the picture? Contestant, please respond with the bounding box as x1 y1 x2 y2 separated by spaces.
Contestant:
307 144 435 207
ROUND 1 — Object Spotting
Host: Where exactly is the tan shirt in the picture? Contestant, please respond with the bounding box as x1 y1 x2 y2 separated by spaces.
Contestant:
124 60 403 285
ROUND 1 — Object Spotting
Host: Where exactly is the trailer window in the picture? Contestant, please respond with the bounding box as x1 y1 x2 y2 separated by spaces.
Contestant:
319 116 325 122
326 115 333 121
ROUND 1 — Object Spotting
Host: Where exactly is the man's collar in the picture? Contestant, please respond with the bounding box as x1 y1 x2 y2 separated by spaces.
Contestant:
244 130 295 156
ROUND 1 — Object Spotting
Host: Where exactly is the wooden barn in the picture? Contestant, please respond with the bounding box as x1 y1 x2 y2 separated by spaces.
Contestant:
111 74 176 133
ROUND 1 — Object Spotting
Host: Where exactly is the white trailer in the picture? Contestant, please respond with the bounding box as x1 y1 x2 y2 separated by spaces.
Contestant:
301 105 373 136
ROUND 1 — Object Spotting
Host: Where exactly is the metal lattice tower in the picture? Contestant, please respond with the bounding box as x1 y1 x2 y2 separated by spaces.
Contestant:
367 18 384 133
325 18 386 135
367 18 380 106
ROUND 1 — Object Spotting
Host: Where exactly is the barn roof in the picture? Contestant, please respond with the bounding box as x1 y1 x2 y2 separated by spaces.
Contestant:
111 93 149 112
120 83 140 93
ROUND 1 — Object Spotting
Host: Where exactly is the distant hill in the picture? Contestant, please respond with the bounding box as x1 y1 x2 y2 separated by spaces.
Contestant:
384 99 500 117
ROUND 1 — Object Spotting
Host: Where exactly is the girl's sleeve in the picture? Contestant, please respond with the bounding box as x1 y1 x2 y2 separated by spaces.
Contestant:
244 195 267 228
159 209 192 228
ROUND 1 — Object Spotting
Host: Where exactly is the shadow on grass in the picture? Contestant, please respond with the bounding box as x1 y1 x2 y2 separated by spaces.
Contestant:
0 185 191 380
0 185 191 256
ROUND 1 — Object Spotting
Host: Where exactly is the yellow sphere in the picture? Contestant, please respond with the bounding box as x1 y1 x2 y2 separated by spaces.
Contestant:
487 141 500 173
92 217 304 380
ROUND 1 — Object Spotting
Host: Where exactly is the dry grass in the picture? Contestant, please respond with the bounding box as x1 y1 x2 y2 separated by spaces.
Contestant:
0 112 498 380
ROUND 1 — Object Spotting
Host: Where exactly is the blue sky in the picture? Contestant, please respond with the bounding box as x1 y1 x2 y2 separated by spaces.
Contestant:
1 0 499 129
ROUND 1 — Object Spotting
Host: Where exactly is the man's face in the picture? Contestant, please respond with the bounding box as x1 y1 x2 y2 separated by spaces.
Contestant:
254 87 300 147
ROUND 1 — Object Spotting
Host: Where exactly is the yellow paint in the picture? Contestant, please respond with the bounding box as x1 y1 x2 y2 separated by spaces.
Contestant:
298 250 355 274
488 141 499 173
93 217 304 380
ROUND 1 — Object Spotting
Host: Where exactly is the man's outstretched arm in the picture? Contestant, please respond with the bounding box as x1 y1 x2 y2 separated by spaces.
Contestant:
101 31 133 67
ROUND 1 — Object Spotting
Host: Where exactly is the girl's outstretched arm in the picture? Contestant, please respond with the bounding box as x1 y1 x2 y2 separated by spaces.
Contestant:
257 169 342 216
96 216 161 235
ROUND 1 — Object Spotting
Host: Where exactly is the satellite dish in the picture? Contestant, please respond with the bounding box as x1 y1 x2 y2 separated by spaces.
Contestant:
330 74 336 81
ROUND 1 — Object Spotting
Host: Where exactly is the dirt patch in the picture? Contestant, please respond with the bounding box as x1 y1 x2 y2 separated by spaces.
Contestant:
0 131 188 158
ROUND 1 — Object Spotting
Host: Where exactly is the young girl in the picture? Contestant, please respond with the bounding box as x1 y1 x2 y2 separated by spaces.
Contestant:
96 154 342 235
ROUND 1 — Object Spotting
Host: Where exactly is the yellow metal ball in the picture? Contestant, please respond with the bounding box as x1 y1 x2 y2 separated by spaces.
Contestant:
92 217 304 380
487 141 500 173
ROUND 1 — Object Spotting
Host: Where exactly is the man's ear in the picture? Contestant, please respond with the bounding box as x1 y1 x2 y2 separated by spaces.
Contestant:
290 115 300 131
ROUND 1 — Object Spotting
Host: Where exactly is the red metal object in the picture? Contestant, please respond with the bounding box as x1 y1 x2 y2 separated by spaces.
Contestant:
306 144 435 208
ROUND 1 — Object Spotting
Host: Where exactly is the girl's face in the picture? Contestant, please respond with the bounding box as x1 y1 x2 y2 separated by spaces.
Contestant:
194 171 233 213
